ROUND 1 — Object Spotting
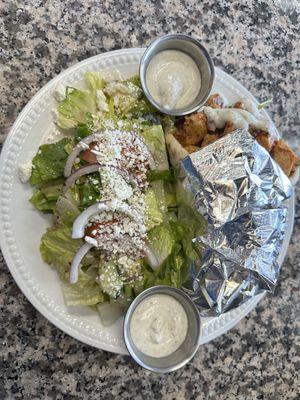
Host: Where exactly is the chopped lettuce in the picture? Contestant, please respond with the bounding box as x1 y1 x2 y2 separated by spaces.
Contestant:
76 173 102 209
62 271 104 306
147 222 176 265
74 123 92 141
140 125 169 170
134 244 188 295
144 187 165 230
99 261 123 298
57 87 97 129
40 227 91 280
147 169 175 183
30 138 72 186
53 191 80 227
85 71 104 92
30 181 63 213
104 80 142 115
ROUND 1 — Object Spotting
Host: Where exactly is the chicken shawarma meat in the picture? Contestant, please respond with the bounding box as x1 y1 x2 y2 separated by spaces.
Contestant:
167 93 299 178
181 113 208 145
271 140 300 177
184 144 201 154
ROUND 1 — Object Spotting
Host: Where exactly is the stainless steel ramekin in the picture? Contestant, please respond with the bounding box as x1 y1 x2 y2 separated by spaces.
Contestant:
123 285 201 373
139 34 215 116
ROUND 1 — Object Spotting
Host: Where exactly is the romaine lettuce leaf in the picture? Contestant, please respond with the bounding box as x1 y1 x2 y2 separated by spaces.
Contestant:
104 80 142 115
134 244 188 295
144 187 165 230
57 87 97 129
62 270 104 306
53 190 80 227
85 71 104 92
30 138 72 186
74 123 92 141
140 125 169 170
40 227 93 280
76 173 102 209
147 169 175 183
30 181 63 213
147 222 176 265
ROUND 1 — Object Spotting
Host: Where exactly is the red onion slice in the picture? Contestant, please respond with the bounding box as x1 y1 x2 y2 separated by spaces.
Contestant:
64 133 105 177
72 202 144 239
64 130 155 177
70 242 93 284
62 163 140 194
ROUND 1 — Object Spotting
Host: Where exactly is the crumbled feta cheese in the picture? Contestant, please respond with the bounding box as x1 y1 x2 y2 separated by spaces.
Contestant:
18 161 32 183
101 168 133 201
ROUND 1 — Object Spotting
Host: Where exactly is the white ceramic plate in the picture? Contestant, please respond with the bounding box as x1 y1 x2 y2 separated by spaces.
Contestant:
0 48 295 354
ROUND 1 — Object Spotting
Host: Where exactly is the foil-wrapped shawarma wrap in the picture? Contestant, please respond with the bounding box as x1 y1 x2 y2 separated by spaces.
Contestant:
181 129 293 315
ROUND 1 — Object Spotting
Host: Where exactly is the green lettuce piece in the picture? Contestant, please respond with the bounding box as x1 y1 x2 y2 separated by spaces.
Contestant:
134 244 188 295
99 261 123 298
76 173 102 209
40 227 93 280
105 80 142 115
147 222 176 265
74 123 92 141
126 98 157 117
85 71 104 92
57 87 97 129
144 187 165 230
147 169 175 183
53 191 80 227
62 271 104 306
30 138 72 186
140 125 169 170
30 181 63 213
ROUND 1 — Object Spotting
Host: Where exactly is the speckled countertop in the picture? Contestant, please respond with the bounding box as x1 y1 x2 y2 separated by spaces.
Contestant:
0 1 299 399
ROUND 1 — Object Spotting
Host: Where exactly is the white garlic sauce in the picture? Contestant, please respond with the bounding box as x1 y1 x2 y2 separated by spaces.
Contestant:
130 294 188 358
146 50 201 110
203 106 278 137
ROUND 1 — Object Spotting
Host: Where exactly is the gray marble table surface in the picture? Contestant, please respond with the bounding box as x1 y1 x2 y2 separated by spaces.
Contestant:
0 1 299 399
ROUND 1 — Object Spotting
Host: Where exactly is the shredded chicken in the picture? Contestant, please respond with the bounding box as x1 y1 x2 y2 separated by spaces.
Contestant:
171 94 299 178
184 145 201 154
182 113 208 145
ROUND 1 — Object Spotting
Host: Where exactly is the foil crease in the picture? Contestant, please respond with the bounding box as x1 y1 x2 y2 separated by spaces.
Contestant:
181 129 293 315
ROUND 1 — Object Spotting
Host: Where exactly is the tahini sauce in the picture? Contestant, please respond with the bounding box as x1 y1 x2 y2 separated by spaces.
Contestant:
203 106 278 137
146 50 201 110
130 294 188 358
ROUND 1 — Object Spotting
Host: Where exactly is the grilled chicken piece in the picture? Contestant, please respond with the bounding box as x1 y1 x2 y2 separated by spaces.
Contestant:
271 140 300 177
223 121 236 135
201 134 219 148
173 128 188 147
232 101 245 109
205 93 224 109
182 112 208 145
255 131 274 152
184 145 201 154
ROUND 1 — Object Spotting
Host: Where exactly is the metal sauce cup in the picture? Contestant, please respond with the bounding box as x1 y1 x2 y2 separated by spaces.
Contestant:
140 34 215 116
123 286 201 373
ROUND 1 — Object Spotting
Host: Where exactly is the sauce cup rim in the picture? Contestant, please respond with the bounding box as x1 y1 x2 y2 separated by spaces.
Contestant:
139 34 215 116
123 285 201 373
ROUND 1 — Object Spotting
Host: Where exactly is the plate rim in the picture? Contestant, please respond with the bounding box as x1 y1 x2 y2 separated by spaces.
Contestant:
0 47 295 354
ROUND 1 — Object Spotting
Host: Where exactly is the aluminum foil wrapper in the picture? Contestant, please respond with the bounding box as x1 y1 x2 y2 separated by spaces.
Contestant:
181 129 293 315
